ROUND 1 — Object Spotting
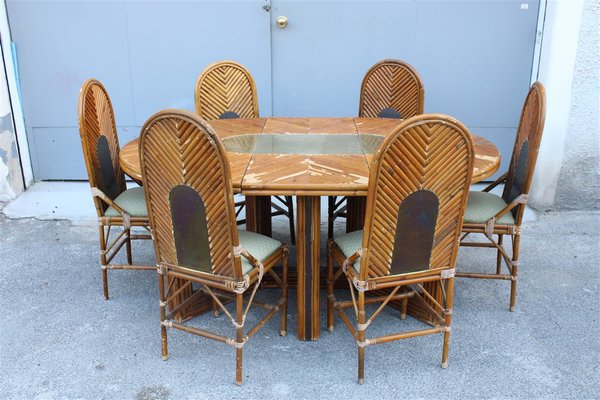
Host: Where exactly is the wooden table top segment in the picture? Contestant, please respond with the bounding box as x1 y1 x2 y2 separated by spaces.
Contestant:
120 117 501 188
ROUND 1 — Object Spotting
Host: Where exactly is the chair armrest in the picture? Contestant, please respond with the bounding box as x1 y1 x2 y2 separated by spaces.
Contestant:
90 187 131 227
482 172 508 192
484 194 529 238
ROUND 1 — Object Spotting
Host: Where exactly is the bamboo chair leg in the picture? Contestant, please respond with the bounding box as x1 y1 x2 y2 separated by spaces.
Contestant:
235 293 244 386
287 196 296 245
327 245 335 332
496 234 504 274
99 225 109 300
280 250 289 336
357 291 366 384
441 277 455 369
400 296 408 320
327 196 335 239
212 300 220 318
158 271 168 361
510 234 520 312
125 229 133 265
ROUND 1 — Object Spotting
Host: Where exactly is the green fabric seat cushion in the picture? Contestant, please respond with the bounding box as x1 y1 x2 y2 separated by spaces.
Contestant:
238 230 282 274
334 229 364 273
464 191 515 225
105 186 148 218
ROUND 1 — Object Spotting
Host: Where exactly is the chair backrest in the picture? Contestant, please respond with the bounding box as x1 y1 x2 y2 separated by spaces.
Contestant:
195 61 259 121
140 109 243 279
77 79 127 216
502 82 546 224
359 59 424 119
359 114 474 280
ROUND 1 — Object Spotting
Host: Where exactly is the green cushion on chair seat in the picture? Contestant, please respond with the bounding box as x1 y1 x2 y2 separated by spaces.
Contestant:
464 191 515 225
105 186 148 218
238 230 282 274
334 229 364 273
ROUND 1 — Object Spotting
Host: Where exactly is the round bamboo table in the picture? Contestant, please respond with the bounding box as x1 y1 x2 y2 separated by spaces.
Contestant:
120 117 501 340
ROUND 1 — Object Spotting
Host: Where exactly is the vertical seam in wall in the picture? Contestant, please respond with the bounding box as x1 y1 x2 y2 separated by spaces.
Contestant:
267 0 274 116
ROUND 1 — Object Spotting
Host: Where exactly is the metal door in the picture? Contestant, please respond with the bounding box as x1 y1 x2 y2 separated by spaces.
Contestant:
7 0 272 179
269 0 541 176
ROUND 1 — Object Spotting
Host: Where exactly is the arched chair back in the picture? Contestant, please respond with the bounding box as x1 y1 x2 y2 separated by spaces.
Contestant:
359 59 424 119
140 110 244 279
359 114 474 281
195 61 259 121
501 82 546 224
77 79 127 216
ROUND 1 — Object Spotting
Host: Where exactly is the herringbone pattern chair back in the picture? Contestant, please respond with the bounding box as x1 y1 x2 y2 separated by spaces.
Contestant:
360 114 474 280
195 61 259 121
78 79 127 214
359 59 424 119
502 82 546 223
140 110 243 278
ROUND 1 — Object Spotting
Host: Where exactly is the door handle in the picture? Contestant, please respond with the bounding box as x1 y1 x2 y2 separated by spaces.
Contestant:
276 16 288 28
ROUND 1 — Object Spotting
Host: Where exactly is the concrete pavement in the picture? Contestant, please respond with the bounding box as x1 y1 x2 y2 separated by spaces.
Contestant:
0 206 598 399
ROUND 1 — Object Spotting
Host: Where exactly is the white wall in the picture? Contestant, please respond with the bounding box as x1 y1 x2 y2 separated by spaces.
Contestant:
554 0 600 209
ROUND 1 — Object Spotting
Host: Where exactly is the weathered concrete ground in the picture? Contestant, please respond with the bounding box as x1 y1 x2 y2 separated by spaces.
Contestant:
0 210 598 399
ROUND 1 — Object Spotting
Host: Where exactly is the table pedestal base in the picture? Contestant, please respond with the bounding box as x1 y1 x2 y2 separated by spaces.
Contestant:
296 196 321 340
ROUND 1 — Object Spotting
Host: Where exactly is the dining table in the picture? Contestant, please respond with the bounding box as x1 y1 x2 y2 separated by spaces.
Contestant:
120 117 501 340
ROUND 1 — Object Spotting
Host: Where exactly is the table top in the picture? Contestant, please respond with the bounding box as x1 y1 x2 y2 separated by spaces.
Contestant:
120 117 500 196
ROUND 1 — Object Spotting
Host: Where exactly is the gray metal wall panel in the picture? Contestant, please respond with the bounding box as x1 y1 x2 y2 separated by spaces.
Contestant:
7 1 135 127
270 1 418 117
8 0 539 180
29 126 139 180
7 0 271 179
270 0 540 177
123 1 272 126
414 0 540 127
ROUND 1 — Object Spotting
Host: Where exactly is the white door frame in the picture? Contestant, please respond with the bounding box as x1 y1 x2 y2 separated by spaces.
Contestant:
0 0 33 187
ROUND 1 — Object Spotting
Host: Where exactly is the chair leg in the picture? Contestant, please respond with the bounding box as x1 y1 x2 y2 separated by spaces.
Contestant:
286 196 296 245
158 271 168 361
327 244 335 332
510 233 520 312
441 277 455 369
125 229 133 265
327 196 335 239
99 225 109 300
235 293 244 386
212 300 219 318
400 296 408 320
357 291 366 384
496 234 504 274
280 248 289 336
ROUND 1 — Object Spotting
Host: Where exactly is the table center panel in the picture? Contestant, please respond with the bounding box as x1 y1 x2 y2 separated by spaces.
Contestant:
222 133 384 155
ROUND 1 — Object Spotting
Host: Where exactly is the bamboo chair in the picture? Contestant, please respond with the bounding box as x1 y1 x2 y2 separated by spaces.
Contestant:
195 60 295 244
140 109 288 386
77 79 153 300
327 114 474 384
328 59 425 238
458 82 546 311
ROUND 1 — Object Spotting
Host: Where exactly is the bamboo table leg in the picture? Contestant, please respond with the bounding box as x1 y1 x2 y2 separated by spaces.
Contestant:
296 196 321 340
